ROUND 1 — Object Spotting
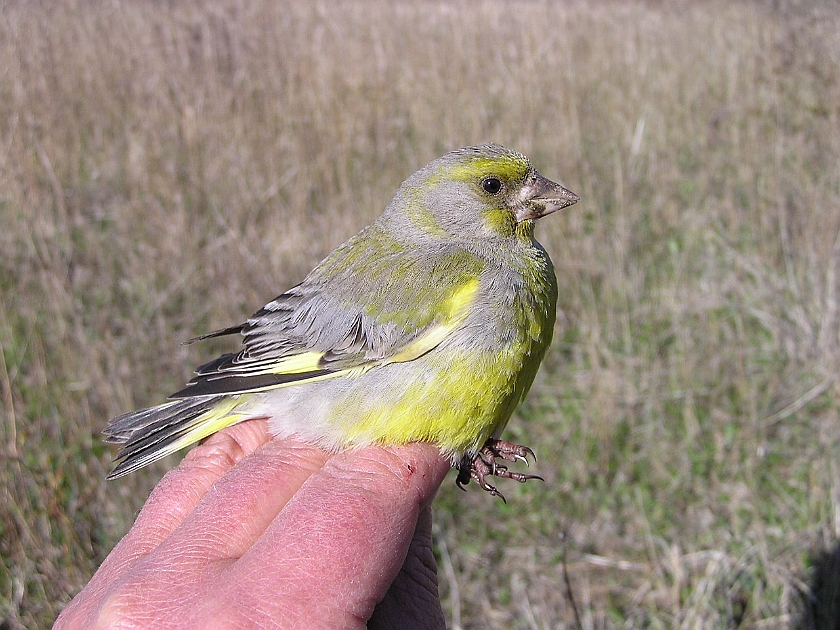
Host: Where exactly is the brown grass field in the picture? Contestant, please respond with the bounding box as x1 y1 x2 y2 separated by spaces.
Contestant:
2 0 839 627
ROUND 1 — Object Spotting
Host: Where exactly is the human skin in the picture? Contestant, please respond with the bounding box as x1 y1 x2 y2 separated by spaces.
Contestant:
54 420 451 629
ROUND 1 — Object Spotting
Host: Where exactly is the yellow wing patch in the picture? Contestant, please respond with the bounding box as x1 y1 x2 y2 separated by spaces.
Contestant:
389 278 478 364
268 350 325 375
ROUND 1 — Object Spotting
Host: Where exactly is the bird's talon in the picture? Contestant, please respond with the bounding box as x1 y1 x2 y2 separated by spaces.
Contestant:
455 438 542 500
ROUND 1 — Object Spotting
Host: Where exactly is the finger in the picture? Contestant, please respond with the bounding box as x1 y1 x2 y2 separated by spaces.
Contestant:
56 419 273 628
151 436 329 565
205 442 451 629
120 419 274 554
368 504 446 630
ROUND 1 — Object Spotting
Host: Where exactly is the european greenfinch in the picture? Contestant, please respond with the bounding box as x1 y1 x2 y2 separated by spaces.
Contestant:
105 144 578 498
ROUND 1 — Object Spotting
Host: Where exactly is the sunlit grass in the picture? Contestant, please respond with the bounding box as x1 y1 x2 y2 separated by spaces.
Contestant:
1 0 839 627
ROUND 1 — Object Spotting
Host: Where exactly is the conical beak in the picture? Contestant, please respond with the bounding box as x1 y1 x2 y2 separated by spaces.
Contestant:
515 171 579 223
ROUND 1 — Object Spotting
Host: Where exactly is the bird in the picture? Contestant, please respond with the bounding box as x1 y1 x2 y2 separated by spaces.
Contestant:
104 144 579 499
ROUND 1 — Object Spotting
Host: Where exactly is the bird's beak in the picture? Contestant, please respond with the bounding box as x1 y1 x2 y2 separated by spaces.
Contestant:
515 172 579 223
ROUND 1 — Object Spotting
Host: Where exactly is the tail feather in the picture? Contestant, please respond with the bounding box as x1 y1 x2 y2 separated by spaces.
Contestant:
107 398 218 449
110 401 219 461
103 404 165 443
105 396 243 479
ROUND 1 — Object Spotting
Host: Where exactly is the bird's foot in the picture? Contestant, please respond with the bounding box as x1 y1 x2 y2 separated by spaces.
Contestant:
456 438 543 502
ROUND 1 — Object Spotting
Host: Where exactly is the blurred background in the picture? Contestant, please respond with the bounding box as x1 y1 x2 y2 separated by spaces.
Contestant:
1 0 839 627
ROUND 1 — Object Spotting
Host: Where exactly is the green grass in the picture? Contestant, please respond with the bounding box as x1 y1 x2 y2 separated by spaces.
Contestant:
2 0 840 627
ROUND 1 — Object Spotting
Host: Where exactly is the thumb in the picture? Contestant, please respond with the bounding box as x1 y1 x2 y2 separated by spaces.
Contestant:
368 503 446 630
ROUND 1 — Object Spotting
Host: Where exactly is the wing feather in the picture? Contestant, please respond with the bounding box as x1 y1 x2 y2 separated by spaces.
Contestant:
171 239 485 399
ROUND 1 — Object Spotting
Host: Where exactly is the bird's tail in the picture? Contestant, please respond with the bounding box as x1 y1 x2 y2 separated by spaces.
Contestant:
104 395 247 479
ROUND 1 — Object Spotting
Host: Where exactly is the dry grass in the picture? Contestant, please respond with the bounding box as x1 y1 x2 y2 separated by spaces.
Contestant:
1 0 839 627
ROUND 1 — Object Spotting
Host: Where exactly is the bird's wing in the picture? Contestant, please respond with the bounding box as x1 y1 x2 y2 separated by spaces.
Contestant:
170 237 486 398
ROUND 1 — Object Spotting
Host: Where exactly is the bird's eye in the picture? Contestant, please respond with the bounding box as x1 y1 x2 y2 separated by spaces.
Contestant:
482 177 503 195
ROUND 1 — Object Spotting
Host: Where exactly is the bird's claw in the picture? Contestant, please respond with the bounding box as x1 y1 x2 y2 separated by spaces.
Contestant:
456 438 543 501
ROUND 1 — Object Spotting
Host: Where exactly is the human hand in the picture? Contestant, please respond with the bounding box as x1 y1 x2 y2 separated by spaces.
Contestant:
55 420 451 629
